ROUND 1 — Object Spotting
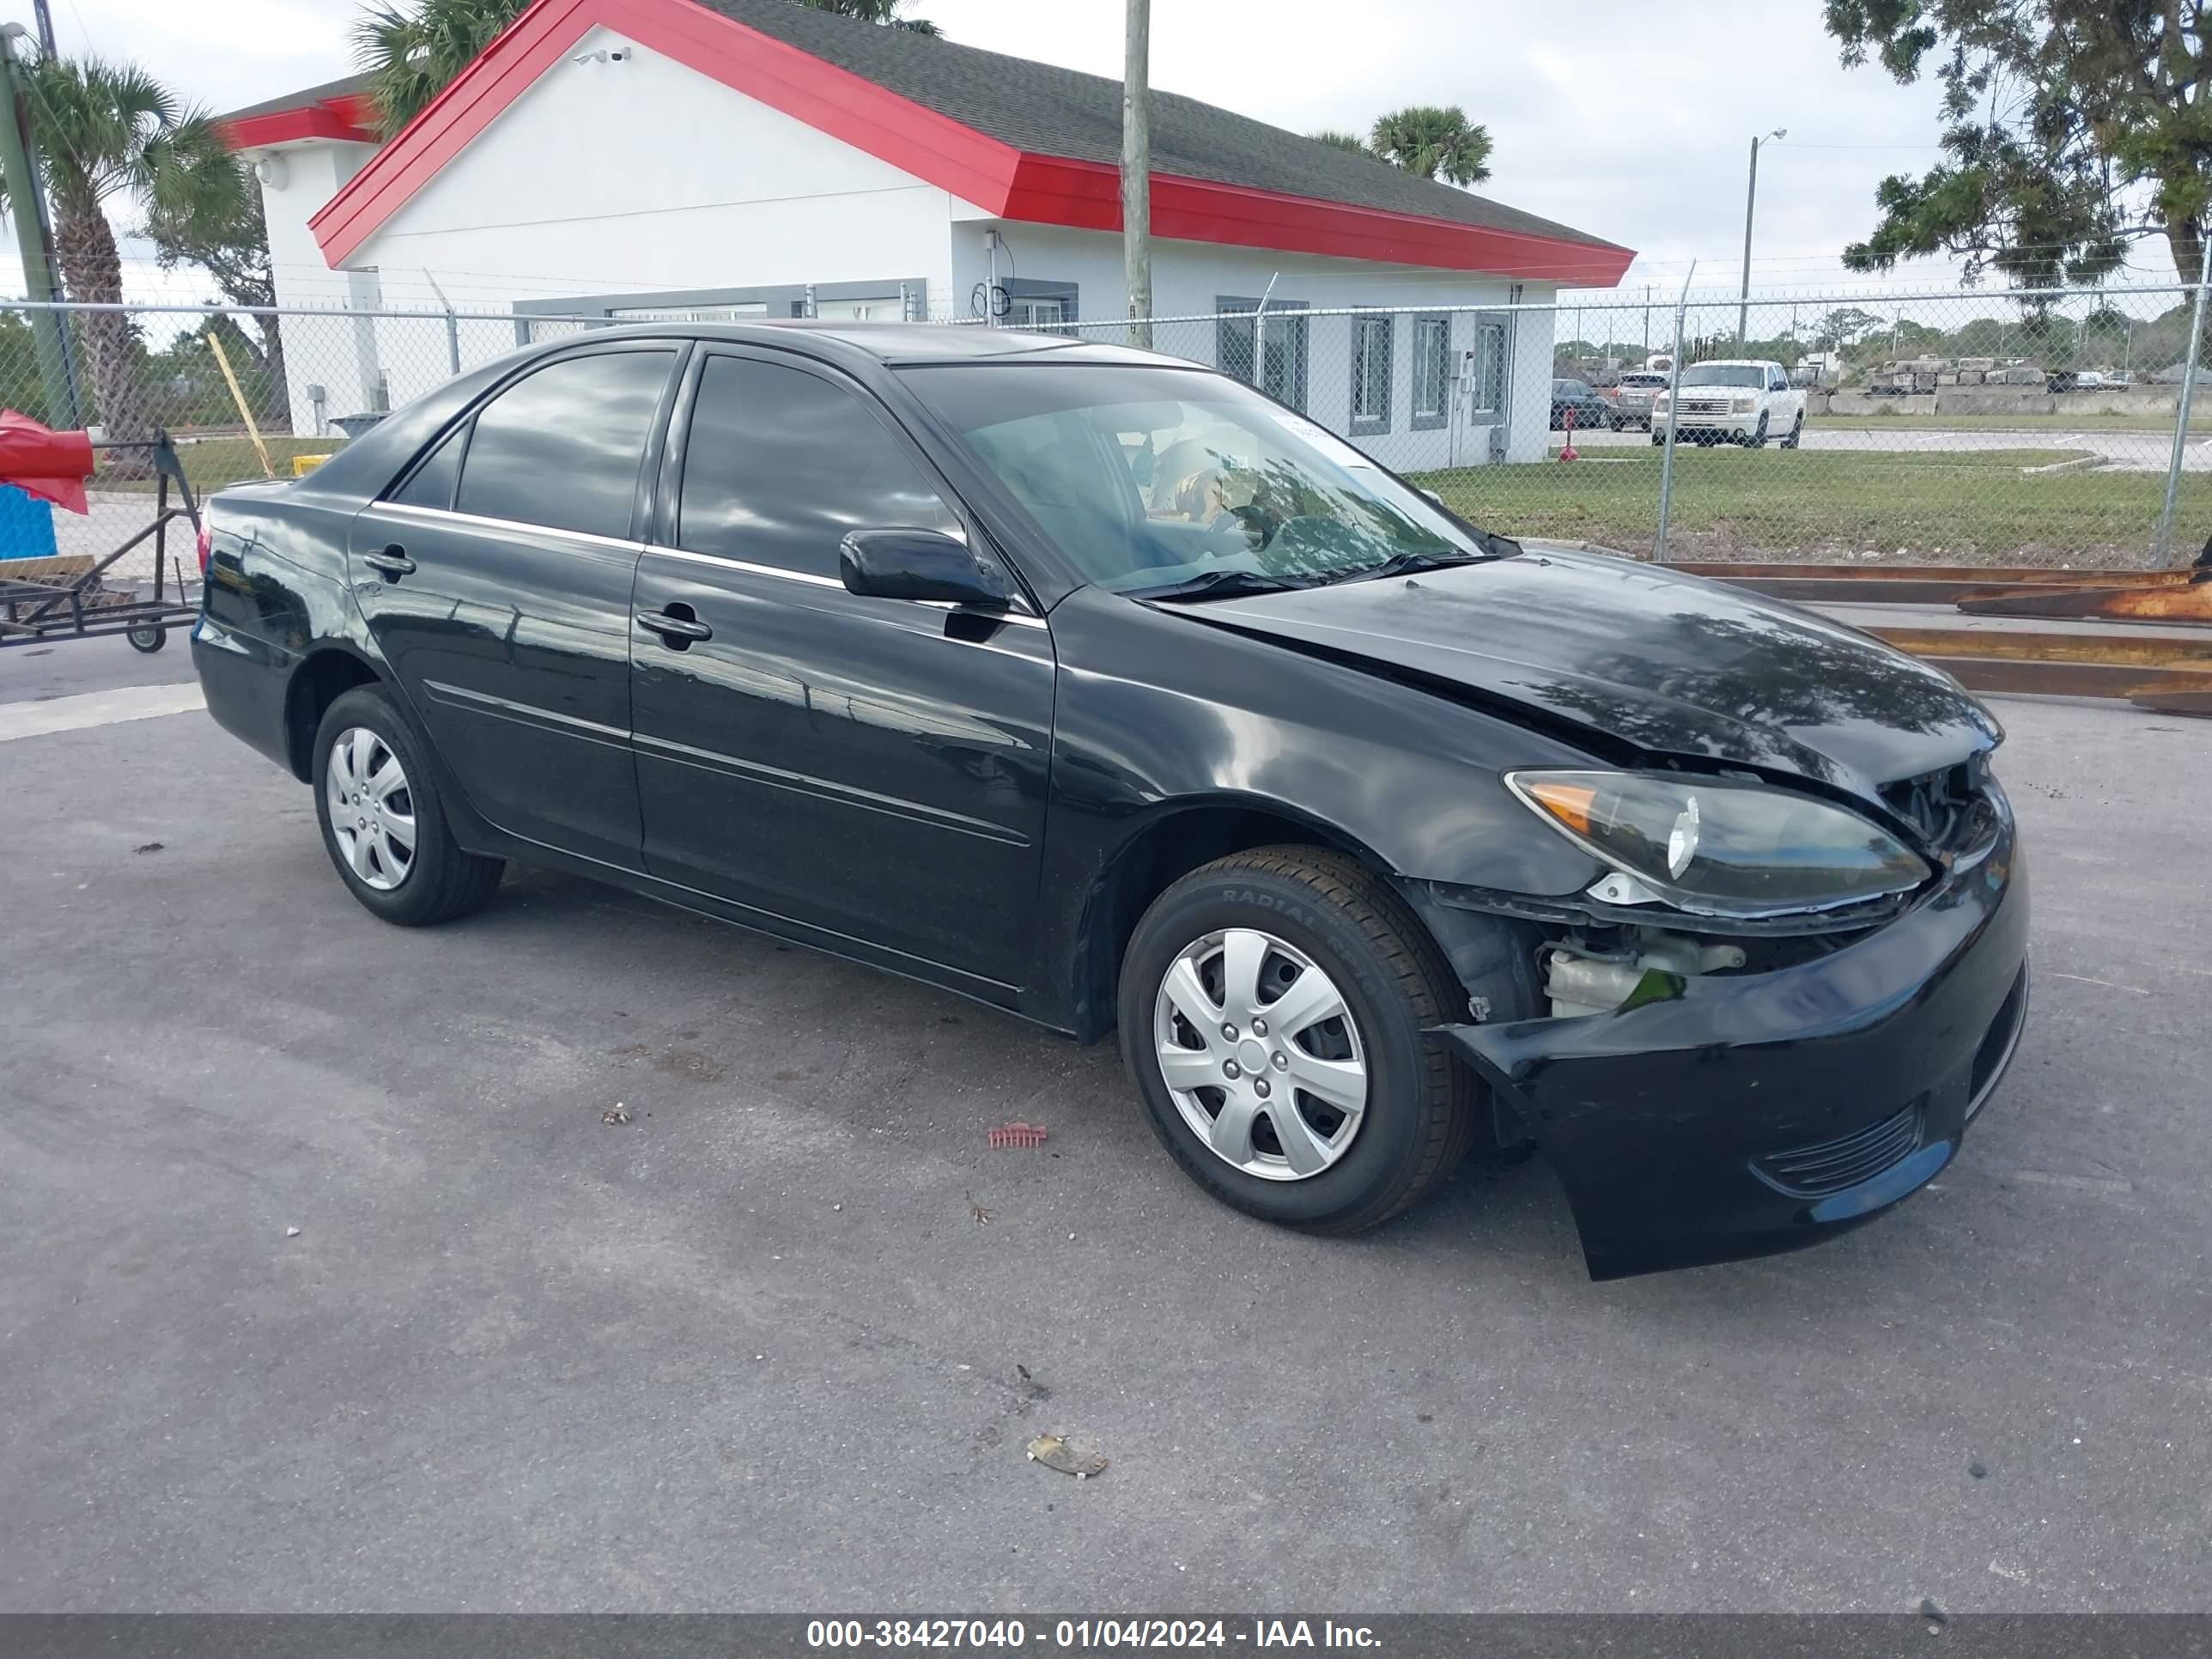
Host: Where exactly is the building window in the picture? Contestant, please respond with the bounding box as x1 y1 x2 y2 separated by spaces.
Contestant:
513 279 929 343
1412 315 1452 430
1216 296 1310 411
612 303 770 323
1350 313 1394 436
1470 321 1508 419
1000 280 1079 333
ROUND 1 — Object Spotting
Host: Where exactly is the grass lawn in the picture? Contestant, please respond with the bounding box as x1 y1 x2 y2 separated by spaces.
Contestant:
1413 445 2207 566
91 434 343 495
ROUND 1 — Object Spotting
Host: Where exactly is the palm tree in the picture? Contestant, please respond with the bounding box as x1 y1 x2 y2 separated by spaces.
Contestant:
353 0 530 138
3 56 232 458
356 0 941 138
1369 105 1492 185
141 148 289 418
1308 129 1374 159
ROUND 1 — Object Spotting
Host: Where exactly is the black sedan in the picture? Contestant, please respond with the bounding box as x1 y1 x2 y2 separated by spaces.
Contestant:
1550 377 1616 430
191 324 2028 1279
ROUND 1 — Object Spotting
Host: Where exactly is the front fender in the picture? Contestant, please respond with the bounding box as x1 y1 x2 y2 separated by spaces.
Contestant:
1023 586 1603 1030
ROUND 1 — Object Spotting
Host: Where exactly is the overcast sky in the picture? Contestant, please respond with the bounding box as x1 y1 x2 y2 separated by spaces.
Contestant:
2 0 2190 310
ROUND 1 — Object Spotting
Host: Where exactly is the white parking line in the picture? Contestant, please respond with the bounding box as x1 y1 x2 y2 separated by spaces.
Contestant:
0 682 207 744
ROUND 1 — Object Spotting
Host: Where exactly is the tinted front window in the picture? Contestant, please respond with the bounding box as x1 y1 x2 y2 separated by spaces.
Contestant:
678 355 958 577
454 349 674 538
902 362 1492 596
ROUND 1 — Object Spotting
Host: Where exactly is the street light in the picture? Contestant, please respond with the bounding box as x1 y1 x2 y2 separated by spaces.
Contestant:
1737 128 1786 345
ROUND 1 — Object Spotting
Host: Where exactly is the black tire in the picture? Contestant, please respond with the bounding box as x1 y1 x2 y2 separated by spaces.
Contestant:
1747 412 1770 448
311 684 504 927
1117 845 1479 1235
126 623 166 653
1780 412 1803 450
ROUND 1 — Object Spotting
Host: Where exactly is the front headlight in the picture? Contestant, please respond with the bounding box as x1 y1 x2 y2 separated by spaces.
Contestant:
1730 396 1756 412
1505 770 1931 918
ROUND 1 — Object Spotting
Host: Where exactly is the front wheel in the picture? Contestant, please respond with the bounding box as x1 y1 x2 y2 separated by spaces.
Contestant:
126 623 166 653
312 684 504 926
1780 412 1804 449
1745 413 1770 448
1118 846 1479 1234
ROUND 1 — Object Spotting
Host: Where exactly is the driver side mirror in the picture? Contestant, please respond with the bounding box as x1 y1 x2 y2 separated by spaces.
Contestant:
838 528 1006 608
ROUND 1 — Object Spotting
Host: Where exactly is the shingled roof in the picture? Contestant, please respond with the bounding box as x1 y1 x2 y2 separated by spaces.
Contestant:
217 71 372 125
692 0 1620 253
293 0 1632 279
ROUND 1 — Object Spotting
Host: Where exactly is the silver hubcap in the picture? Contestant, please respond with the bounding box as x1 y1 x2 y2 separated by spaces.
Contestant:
1153 927 1368 1182
325 726 416 892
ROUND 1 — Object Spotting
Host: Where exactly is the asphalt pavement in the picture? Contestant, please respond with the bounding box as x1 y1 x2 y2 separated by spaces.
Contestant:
3 637 2209 1613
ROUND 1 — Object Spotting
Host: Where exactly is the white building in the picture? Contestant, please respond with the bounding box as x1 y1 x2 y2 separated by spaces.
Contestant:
219 0 1632 471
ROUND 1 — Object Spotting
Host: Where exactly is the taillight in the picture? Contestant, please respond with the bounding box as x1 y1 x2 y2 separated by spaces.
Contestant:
195 515 213 576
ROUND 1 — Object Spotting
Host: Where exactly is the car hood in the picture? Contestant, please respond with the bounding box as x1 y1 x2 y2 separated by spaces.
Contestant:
1179 545 2001 804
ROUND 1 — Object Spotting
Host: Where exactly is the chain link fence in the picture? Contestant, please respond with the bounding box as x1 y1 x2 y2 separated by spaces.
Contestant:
3 282 2208 594
0 299 586 588
1059 281 2212 571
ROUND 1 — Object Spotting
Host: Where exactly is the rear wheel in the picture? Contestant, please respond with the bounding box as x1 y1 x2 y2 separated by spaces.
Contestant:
312 685 504 927
1118 846 1477 1234
126 623 165 653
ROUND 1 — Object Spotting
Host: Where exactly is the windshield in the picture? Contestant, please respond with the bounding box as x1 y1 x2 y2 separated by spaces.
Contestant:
1678 364 1765 388
898 362 1496 597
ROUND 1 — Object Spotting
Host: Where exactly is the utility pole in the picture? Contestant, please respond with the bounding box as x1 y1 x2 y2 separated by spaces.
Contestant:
30 0 55 56
1121 0 1152 350
0 23 75 426
1737 128 1784 344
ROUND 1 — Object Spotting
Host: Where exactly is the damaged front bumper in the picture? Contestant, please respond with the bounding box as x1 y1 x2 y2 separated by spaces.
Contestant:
1439 814 2030 1280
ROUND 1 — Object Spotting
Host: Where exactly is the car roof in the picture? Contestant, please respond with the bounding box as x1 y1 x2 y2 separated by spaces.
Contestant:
1686 358 1780 368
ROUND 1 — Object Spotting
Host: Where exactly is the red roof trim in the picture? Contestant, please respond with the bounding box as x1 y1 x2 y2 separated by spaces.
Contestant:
1004 155 1634 282
308 0 1632 283
219 92 376 149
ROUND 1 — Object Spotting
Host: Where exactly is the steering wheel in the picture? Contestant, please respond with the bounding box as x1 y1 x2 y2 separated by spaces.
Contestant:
1210 503 1281 550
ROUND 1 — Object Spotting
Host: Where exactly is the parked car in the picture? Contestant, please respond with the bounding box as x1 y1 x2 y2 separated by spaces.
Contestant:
1652 359 1808 447
191 324 2028 1279
1606 369 1670 430
1550 378 1616 430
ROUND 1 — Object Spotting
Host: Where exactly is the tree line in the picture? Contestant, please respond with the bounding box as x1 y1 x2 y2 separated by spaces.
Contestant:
1556 301 2205 383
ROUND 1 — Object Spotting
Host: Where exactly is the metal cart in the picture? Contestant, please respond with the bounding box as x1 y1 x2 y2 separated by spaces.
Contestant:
0 434 203 655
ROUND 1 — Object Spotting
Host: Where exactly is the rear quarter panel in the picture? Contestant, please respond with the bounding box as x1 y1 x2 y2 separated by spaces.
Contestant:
194 482 369 775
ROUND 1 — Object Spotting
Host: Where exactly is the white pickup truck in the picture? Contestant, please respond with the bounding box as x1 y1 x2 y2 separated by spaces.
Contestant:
1650 358 1806 448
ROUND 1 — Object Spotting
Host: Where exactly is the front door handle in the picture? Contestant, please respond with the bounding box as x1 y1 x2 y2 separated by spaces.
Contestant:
637 607 713 645
363 546 416 580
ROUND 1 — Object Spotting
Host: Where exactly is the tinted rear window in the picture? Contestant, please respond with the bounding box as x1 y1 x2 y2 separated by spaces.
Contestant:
454 349 674 538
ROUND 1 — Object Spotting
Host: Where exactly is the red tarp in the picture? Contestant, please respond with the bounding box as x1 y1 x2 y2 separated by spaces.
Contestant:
0 410 95 515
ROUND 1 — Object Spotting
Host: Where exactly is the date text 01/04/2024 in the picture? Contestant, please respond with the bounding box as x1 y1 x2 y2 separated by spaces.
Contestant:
804 1621 1382 1649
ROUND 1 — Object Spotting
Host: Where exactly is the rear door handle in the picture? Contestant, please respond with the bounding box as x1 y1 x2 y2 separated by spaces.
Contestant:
363 547 416 580
637 608 712 644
